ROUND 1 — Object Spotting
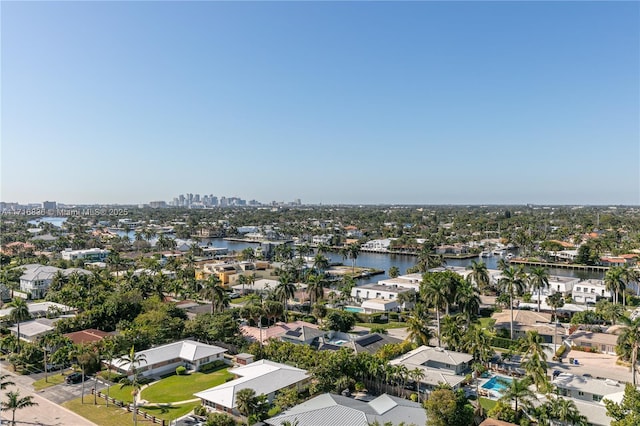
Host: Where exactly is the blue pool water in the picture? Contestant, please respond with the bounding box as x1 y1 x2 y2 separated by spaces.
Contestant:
481 376 513 395
344 306 364 313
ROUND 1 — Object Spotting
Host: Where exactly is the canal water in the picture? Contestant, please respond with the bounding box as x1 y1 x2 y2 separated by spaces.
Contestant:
201 238 605 283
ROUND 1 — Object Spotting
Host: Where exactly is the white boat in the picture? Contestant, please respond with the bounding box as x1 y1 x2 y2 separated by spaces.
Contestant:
505 253 515 260
493 249 506 256
480 250 492 258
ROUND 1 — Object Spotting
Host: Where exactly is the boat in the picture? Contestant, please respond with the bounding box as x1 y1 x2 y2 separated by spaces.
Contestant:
505 253 515 260
493 249 506 256
480 251 492 258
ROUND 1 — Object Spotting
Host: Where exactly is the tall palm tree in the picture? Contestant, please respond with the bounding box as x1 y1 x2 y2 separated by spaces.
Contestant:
463 325 493 364
275 276 297 318
520 331 548 391
421 273 448 347
547 292 565 354
99 338 117 407
305 274 326 305
405 310 433 346
235 388 257 419
621 264 639 303
498 266 527 340
312 253 330 274
528 266 550 312
69 343 97 404
348 243 361 273
2 391 38 426
605 266 626 306
117 345 148 426
499 377 537 419
1 373 15 390
616 316 640 386
467 260 490 294
237 274 249 296
440 314 466 352
200 275 229 314
7 298 30 354
456 282 481 327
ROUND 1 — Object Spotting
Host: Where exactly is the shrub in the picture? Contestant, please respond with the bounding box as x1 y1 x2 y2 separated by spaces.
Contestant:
176 365 187 375
492 336 518 349
267 406 281 417
199 360 227 374
555 345 567 358
193 405 208 417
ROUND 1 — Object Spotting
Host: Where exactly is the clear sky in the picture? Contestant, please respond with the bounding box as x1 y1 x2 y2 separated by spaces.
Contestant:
2 1 639 205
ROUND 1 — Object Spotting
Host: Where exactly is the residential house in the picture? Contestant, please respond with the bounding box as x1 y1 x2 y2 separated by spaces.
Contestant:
195 360 310 416
242 321 320 346
109 339 227 378
61 248 109 262
0 301 76 322
390 345 473 392
19 264 91 299
265 393 428 426
312 235 333 245
566 330 618 355
9 318 59 342
492 310 566 344
361 239 392 252
63 329 111 345
319 332 402 354
572 279 611 304
553 373 622 403
351 283 414 307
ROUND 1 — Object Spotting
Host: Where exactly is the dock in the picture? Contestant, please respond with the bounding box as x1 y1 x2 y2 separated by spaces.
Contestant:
508 259 609 272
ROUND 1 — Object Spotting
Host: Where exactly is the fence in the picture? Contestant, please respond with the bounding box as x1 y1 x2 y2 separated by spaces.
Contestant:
90 389 166 425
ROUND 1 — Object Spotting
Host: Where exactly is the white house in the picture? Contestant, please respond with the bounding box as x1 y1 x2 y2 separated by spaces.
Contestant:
547 276 581 295
109 340 227 378
553 373 623 403
19 264 91 299
572 279 611 304
351 283 414 304
195 360 310 416
61 248 109 262
311 235 333 245
361 239 392 252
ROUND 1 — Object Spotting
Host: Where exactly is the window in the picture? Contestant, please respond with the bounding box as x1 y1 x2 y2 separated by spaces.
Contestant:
576 287 581 292
578 391 584 396
593 394 602 402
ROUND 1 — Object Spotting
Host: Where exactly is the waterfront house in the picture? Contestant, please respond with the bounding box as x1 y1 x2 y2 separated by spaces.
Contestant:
265 393 428 426
571 279 611 304
195 360 310 416
109 339 227 378
61 248 109 262
351 283 414 308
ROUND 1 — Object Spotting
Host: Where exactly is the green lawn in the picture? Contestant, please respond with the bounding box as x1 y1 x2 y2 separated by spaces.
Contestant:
64 395 199 424
33 373 66 391
478 317 496 329
356 321 406 330
105 384 136 403
479 397 498 411
140 369 233 403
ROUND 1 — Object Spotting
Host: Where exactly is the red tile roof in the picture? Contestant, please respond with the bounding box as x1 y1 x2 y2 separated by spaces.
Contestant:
63 329 110 345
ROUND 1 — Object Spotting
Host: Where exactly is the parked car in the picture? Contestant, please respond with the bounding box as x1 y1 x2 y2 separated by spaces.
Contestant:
65 372 83 384
228 292 241 299
552 370 561 378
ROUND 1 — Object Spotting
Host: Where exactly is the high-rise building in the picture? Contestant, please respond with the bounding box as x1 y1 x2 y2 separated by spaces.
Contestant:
43 201 57 210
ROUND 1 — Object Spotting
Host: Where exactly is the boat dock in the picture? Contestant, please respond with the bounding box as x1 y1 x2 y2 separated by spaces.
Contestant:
508 259 609 272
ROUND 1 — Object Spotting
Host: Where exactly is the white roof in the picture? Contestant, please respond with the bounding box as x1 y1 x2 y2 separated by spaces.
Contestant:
391 345 473 367
9 318 57 337
194 360 309 409
111 339 226 371
553 373 622 396
0 301 76 319
361 299 398 310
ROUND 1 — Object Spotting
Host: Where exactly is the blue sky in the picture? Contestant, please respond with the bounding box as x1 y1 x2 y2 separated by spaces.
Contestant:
2 1 638 205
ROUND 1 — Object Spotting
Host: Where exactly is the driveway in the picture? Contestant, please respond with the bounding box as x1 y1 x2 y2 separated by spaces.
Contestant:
1 369 97 426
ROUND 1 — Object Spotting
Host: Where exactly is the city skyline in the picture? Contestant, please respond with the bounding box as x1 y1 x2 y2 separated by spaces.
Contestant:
2 2 639 205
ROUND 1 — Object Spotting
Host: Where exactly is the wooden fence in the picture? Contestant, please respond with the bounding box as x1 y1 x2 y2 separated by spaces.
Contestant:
90 389 166 425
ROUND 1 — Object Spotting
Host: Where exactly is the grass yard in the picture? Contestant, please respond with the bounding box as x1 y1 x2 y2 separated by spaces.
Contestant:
478 317 496 329
63 396 199 424
479 397 498 412
356 321 407 330
105 384 136 403
32 373 66 390
141 369 233 403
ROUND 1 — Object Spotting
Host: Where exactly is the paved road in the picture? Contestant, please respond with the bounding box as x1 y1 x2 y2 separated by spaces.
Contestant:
1 368 97 426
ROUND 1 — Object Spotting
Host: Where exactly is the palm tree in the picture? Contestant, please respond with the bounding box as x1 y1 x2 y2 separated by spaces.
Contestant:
274 276 297 318
605 266 626 306
405 310 433 346
2 391 38 426
421 273 448 346
312 254 329 274
621 264 639 304
440 314 466 352
237 274 249 296
69 343 97 404
497 266 527 340
117 345 147 426
467 260 490 294
528 266 550 312
235 388 257 419
1 373 15 390
616 316 640 386
348 243 361 273
305 274 326 305
463 325 493 363
547 292 565 354
456 282 481 327
7 298 30 354
99 338 117 407
499 377 537 419
520 331 548 391
200 275 229 314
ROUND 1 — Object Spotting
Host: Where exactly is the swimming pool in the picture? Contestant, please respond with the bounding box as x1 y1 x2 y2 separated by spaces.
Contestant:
481 376 513 396
344 306 364 313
